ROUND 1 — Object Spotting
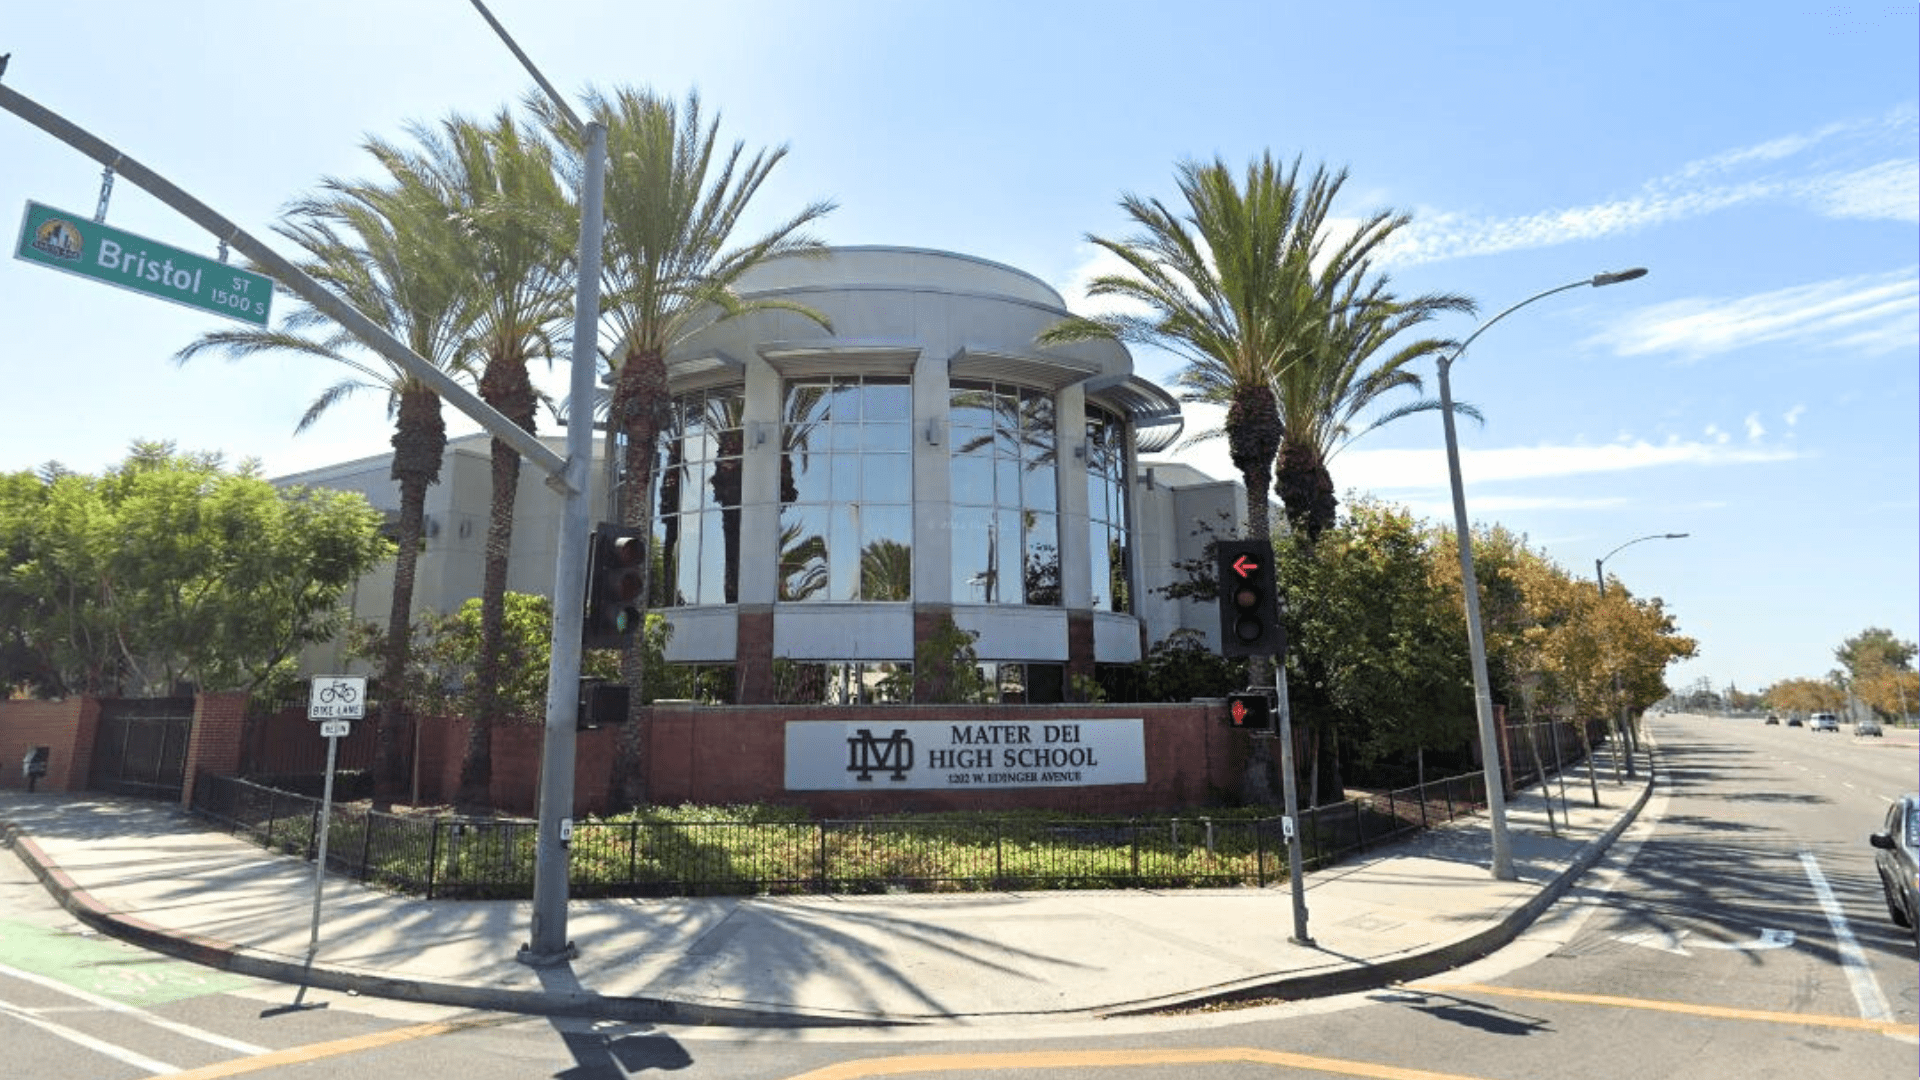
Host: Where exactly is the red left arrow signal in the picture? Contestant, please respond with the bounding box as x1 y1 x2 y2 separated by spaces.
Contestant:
1232 554 1259 578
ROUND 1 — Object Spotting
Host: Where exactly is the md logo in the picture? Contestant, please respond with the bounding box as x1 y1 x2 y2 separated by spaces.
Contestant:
846 728 914 782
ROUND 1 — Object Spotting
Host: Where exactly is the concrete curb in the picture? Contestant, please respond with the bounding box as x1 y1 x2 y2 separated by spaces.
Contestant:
0 821 892 1029
1101 759 1658 1017
1 759 1657 1028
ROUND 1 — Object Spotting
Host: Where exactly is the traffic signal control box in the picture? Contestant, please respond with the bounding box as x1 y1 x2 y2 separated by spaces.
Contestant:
1215 539 1286 657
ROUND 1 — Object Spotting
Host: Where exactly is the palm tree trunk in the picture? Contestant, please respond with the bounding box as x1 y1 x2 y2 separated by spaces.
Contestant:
374 387 446 805
608 347 673 810
458 355 538 813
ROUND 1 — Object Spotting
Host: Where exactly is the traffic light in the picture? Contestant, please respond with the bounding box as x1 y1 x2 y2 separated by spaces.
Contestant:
1226 691 1273 731
584 523 646 649
1215 538 1286 658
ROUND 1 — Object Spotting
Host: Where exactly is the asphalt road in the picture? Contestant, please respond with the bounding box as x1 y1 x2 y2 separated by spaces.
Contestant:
3 712 1913 1079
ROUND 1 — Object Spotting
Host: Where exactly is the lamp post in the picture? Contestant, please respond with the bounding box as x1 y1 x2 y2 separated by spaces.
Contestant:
1595 532 1688 780
1437 268 1648 881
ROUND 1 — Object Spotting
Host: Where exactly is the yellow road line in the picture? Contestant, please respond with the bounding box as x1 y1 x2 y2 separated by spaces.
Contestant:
140 1015 506 1080
1406 981 1919 1037
783 1045 1510 1080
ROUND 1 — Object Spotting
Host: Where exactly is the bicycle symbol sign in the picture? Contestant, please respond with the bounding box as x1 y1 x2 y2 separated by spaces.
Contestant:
308 676 367 720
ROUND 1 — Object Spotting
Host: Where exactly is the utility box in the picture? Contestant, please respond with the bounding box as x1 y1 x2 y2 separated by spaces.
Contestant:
22 746 49 792
578 680 631 730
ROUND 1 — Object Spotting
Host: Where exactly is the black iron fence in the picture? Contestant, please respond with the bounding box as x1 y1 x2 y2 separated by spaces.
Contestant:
191 769 1496 900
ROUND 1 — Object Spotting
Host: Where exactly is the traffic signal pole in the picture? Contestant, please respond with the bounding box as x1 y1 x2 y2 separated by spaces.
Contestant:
1216 540 1311 945
1272 647 1312 945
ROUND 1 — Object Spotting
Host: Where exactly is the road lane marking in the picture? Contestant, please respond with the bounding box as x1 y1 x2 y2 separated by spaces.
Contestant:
0 996 179 1074
1799 849 1892 1021
1406 981 1915 1036
139 1014 508 1080
782 1046 1515 1080
0 960 268 1054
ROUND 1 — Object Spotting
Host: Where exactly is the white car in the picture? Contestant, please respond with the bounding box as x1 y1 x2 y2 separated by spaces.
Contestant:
1810 712 1841 732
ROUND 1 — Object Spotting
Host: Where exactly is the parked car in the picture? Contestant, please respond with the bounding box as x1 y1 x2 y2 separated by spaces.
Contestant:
1810 712 1840 732
1855 718 1884 736
1870 794 1918 943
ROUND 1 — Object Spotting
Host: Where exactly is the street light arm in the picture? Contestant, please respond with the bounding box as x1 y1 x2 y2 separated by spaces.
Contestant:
1597 531 1691 593
1442 269 1649 373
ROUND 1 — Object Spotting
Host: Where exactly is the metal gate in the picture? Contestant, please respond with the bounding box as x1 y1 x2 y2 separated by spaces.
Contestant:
90 697 195 799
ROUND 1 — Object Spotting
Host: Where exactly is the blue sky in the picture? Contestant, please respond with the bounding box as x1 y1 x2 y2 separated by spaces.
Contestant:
2 1 1914 696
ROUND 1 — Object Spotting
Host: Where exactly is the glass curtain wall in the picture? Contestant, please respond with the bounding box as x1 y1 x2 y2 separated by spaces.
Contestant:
948 380 1060 606
1086 407 1132 613
653 386 745 607
778 376 914 602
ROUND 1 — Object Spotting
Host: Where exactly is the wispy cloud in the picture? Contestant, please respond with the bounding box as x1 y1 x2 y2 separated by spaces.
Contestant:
1149 418 1801 496
1590 267 1919 361
1386 105 1920 265
1334 440 1800 492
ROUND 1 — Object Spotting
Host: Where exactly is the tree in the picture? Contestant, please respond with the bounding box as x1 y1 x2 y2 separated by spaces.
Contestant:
368 110 577 810
1043 154 1339 548
1042 154 1354 803
176 162 478 799
1280 499 1474 789
0 445 388 698
1832 628 1917 721
533 86 834 810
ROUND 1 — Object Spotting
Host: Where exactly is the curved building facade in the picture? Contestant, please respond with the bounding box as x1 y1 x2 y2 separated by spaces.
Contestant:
642 247 1183 705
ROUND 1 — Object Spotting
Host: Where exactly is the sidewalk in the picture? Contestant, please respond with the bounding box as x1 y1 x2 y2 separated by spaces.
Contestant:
0 768 1654 1028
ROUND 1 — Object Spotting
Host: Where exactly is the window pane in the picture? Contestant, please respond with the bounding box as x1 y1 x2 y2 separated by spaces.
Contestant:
829 506 860 602
863 505 912 601
1108 530 1132 613
788 381 832 427
951 454 993 506
680 510 709 606
830 454 861 502
786 449 830 504
779 505 829 601
949 388 993 433
997 509 1025 605
861 422 910 453
1022 460 1057 512
862 453 911 502
708 458 743 510
657 458 690 516
654 518 681 608
952 511 994 602
1088 525 1111 611
864 379 911 418
1023 512 1060 607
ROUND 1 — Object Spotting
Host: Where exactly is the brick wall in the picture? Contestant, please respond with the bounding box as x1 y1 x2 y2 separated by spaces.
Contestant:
0 697 99 793
181 692 248 808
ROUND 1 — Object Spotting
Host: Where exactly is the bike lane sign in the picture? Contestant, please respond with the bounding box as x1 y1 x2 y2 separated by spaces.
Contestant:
308 676 367 720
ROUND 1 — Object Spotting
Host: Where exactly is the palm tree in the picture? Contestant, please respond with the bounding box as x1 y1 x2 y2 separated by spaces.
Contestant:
175 172 477 801
366 111 576 812
1041 154 1338 544
1186 238 1474 540
532 85 834 809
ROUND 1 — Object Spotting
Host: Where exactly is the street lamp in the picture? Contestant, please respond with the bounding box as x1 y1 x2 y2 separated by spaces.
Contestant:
1595 532 1688 780
1437 268 1649 881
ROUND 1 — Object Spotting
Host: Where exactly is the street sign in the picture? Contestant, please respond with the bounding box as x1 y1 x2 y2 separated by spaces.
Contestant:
318 719 350 738
13 201 273 326
307 676 367 720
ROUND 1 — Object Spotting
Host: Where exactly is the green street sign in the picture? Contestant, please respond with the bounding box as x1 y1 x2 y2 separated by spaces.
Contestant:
13 200 273 326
